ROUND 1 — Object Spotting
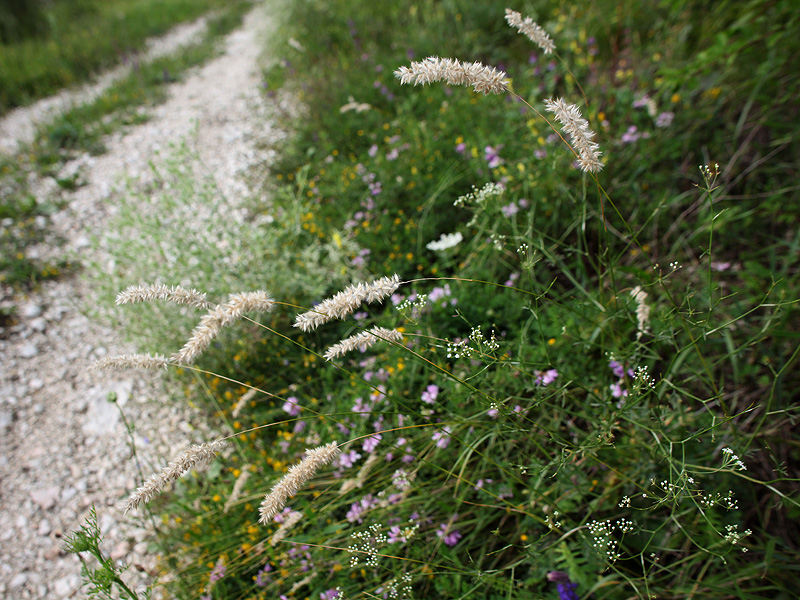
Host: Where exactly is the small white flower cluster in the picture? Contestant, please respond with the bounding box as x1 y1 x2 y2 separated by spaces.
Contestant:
392 468 411 490
588 518 633 563
517 243 529 255
454 182 504 207
446 339 474 359
469 327 500 352
698 490 739 510
348 523 387 567
618 495 631 508
380 573 413 599
490 233 506 251
396 293 428 314
427 231 463 251
724 524 752 552
545 510 562 530
721 447 747 471
634 366 655 389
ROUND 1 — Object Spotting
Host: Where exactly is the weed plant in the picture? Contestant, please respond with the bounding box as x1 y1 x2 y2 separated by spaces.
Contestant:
78 1 799 599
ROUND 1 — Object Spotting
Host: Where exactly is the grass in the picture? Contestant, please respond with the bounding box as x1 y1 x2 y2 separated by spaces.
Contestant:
0 0 251 293
71 0 799 599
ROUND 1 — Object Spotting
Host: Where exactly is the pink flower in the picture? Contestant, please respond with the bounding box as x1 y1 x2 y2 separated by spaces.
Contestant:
534 369 559 386
432 426 451 448
421 384 439 404
282 396 301 416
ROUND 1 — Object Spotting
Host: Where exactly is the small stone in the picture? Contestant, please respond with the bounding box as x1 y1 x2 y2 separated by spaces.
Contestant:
21 303 42 318
29 317 47 332
110 541 130 561
38 519 51 536
15 515 28 528
0 410 13 430
74 235 91 250
29 378 44 391
19 343 38 358
53 574 79 596
10 573 28 589
30 486 60 510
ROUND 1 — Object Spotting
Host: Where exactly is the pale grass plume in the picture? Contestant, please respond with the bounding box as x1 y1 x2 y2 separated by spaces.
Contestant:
92 353 172 370
116 283 213 309
395 57 509 95
120 440 227 514
294 274 401 332
324 326 404 361
269 510 303 546
630 286 651 340
504 8 556 54
231 387 258 418
258 442 341 524
173 290 274 364
223 465 252 513
340 453 380 494
543 97 604 173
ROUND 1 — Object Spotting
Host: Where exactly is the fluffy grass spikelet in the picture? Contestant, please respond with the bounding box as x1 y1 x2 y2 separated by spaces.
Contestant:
324 326 404 361
395 57 509 95
92 353 172 370
294 275 400 332
173 291 274 364
116 283 212 309
258 442 340 524
121 440 227 514
544 97 604 173
504 8 556 54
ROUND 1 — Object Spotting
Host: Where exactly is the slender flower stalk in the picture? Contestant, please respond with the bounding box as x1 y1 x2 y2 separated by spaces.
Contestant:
324 327 404 361
173 291 274 364
231 387 258 418
92 353 172 370
294 275 401 332
543 97 604 173
116 283 212 309
223 466 251 513
258 442 341 524
395 57 509 95
504 8 556 54
269 510 303 546
120 440 227 514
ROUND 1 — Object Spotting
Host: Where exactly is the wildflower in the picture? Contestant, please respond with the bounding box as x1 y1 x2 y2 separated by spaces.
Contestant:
346 494 378 523
270 510 303 546
209 558 226 584
621 125 641 144
362 433 382 453
339 96 372 113
395 56 509 95
294 275 401 332
610 382 628 399
255 563 273 587
543 98 604 173
392 469 411 490
656 111 674 127
534 368 559 386
547 571 579 600
258 442 341 524
427 231 463 251
324 326 403 360
484 145 504 168
501 202 519 218
432 425 452 448
121 440 227 513
282 396 301 417
504 8 556 54
436 519 463 547
454 182 504 206
320 589 341 600
420 384 439 404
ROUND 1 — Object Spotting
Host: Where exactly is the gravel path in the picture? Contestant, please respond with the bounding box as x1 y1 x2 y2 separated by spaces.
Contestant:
0 4 287 597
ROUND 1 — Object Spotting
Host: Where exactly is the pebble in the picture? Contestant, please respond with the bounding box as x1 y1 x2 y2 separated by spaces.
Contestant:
21 304 43 319
30 487 60 511
10 573 28 589
19 344 38 359
29 317 47 332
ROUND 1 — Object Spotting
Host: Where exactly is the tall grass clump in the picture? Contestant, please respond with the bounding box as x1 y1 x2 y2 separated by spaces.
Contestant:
72 1 799 599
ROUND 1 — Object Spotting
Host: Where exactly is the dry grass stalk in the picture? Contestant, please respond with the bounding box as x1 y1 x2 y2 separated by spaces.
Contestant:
630 286 651 340
173 291 274 364
258 442 340 524
92 353 172 370
324 326 404 360
543 97 604 173
116 283 212 309
294 275 400 332
269 510 303 546
232 387 258 418
120 440 227 514
504 8 556 54
394 57 509 95
223 465 252 513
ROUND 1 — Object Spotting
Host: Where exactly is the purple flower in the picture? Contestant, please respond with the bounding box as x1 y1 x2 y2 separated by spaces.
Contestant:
362 433 382 453
368 144 378 157
505 272 519 287
255 563 273 587
386 148 399 161
484 145 504 168
610 382 628 399
282 396 301 417
501 202 519 218
535 369 559 386
487 407 499 418
609 360 625 378
633 94 650 108
320 589 340 600
547 572 579 600
455 142 466 154
209 560 226 583
474 478 493 490
421 384 439 405
432 426 451 448
436 521 463 547
655 111 674 127
346 494 378 523
338 449 362 469
621 125 640 143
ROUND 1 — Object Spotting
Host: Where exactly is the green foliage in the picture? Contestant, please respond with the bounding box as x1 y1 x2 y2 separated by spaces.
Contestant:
91 1 800 599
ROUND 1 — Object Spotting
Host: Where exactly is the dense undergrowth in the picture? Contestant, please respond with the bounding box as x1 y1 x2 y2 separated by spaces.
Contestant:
81 0 799 599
